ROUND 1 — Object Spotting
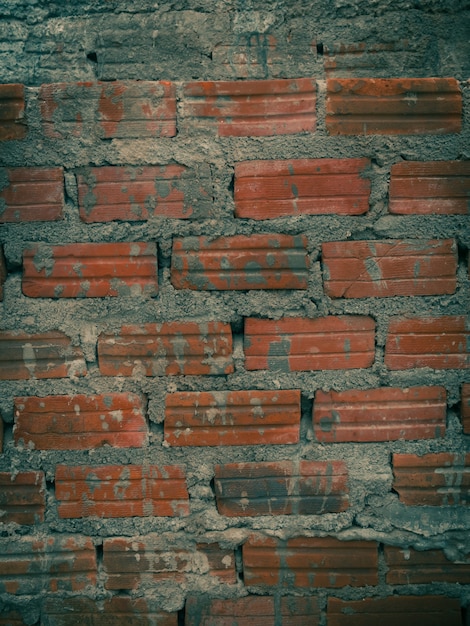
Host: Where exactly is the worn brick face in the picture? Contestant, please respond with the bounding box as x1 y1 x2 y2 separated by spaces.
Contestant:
0 471 45 525
462 383 470 434
0 246 6 300
384 546 470 584
0 84 26 141
0 167 64 223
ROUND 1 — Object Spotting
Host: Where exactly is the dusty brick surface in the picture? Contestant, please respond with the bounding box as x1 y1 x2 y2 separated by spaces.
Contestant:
0 471 45 524
0 84 26 141
0 167 64 223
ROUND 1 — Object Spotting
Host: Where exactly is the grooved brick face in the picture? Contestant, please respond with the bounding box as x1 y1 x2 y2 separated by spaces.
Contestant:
313 386 447 443
97 321 233 377
393 452 470 505
23 242 158 298
181 78 316 136
55 464 189 518
389 160 470 215
462 384 470 434
214 460 349 516
244 316 375 371
0 471 45 524
171 234 309 290
13 393 148 450
385 316 470 370
234 158 371 219
326 78 462 135
164 389 301 446
322 239 457 298
77 164 212 222
39 81 176 139
0 167 64 223
0 84 26 141
384 546 470 584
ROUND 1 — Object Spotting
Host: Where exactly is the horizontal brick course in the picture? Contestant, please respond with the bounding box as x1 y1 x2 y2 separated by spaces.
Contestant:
0 471 45 525
462 384 470 434
0 83 26 141
384 545 470 584
0 167 64 223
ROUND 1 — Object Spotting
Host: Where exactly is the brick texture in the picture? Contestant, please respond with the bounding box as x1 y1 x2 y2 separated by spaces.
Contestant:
0 84 26 141
171 234 309 290
0 167 63 223
462 383 470 434
234 158 371 219
0 471 45 524
214 460 349 516
313 386 447 442
384 545 470 584
23 242 158 298
0 246 6 300
244 316 375 371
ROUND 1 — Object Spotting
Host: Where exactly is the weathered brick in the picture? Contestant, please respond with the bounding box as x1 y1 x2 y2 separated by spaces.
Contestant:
0 84 26 141
384 545 470 584
195 543 237 583
0 535 97 594
14 392 148 450
389 160 470 215
393 452 470 505
185 595 321 626
214 460 349 516
462 383 470 434
77 164 212 222
171 234 308 290
326 78 462 135
322 239 457 298
213 34 280 78
235 157 371 219
385 316 470 370
0 471 45 524
164 389 301 446
243 535 378 588
0 331 86 380
244 316 375 371
39 81 176 139
328 595 462 626
0 245 6 300
181 78 316 136
0 167 63 223
98 321 233 377
313 386 447 442
55 464 189 518
23 242 158 298
0 608 27 625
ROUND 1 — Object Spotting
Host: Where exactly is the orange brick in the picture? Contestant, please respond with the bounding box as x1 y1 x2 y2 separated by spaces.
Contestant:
0 167 63 223
0 84 26 141
384 545 470 584
0 471 45 524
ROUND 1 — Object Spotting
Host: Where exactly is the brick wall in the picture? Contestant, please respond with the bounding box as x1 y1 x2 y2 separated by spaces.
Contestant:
0 1 469 624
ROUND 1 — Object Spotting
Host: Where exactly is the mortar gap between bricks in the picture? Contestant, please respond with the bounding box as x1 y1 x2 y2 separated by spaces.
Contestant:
457 242 468 267
95 542 104 565
234 544 244 582
299 393 313 443
177 605 185 626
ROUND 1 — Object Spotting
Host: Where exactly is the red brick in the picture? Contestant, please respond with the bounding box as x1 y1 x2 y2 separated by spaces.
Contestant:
55 464 189 518
77 164 212 222
385 316 469 370
182 78 316 136
234 158 371 219
0 246 6 300
313 386 447 442
0 84 26 141
0 535 97 594
328 595 462 626
385 545 470 584
185 595 321 626
243 534 378 588
164 389 301 446
171 234 308 290
462 383 470 434
244 316 375 371
215 460 348 516
98 321 233 377
393 452 470 505
326 78 462 135
13 392 148 450
39 81 176 139
0 471 45 524
0 167 63 223
196 543 237 583
0 330 86 380
0 608 28 625
389 160 470 215
23 242 158 298
322 239 457 298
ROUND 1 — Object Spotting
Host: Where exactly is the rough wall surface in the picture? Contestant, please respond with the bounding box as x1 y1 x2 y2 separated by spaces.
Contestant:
0 0 469 624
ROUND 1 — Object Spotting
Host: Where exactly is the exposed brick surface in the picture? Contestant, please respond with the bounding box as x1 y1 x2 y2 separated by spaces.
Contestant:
181 78 316 136
462 383 470 434
385 316 470 370
313 386 447 442
0 331 86 380
164 389 301 446
0 84 26 141
97 321 233 377
393 452 470 505
212 34 282 79
77 164 212 222
0 471 45 524
0 246 6 300
326 78 462 135
0 609 26 625
384 546 470 584
214 460 349 516
23 242 158 298
322 239 457 298
195 543 237 583
234 158 371 219
389 160 470 215
14 392 148 450
244 316 375 371
243 535 378 588
171 234 309 290
0 167 63 223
